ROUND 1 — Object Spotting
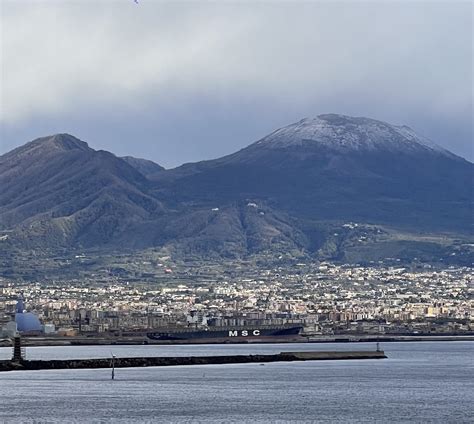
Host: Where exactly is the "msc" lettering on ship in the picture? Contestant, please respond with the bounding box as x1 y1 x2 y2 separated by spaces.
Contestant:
228 330 260 337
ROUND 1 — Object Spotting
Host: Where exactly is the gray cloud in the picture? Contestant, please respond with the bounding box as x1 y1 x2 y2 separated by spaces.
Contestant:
1 0 472 167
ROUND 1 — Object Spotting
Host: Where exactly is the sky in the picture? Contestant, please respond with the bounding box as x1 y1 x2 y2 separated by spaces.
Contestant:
1 0 472 168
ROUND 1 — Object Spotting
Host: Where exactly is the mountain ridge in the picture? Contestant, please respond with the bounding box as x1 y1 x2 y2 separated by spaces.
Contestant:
150 115 472 234
0 134 163 247
121 156 165 177
0 115 472 266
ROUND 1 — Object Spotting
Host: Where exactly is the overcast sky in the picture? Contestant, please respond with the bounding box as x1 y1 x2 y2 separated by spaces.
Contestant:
1 0 472 167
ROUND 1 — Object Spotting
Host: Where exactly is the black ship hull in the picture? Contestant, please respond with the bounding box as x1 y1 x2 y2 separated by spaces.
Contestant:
147 325 303 341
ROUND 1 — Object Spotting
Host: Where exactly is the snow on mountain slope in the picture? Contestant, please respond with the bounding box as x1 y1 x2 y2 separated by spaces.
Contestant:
254 114 453 157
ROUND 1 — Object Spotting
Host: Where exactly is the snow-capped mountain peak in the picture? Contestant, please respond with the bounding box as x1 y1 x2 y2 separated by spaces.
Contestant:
254 114 452 157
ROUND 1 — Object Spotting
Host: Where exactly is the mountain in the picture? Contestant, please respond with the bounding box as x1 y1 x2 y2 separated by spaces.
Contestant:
121 156 164 178
0 134 162 247
153 114 472 232
0 116 472 267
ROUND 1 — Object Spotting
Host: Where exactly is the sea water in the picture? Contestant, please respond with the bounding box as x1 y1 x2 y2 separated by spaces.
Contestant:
0 342 472 423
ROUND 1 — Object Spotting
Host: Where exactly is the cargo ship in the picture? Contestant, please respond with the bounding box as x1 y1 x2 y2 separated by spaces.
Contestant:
147 324 303 341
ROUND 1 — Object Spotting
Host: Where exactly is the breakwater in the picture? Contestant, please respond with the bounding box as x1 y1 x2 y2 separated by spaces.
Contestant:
0 350 386 372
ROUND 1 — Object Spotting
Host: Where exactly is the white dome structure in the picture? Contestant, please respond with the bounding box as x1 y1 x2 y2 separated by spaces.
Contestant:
15 312 42 332
14 297 42 333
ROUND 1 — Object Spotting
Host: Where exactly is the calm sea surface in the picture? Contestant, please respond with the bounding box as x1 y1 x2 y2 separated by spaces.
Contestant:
0 341 472 423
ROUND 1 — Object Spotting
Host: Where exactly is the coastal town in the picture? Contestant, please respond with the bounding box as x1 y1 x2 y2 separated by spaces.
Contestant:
0 260 472 338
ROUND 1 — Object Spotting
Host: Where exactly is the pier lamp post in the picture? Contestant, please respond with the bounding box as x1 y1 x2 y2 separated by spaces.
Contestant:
111 354 116 380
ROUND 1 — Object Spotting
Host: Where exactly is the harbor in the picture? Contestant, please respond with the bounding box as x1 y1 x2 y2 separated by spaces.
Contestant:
0 336 387 372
